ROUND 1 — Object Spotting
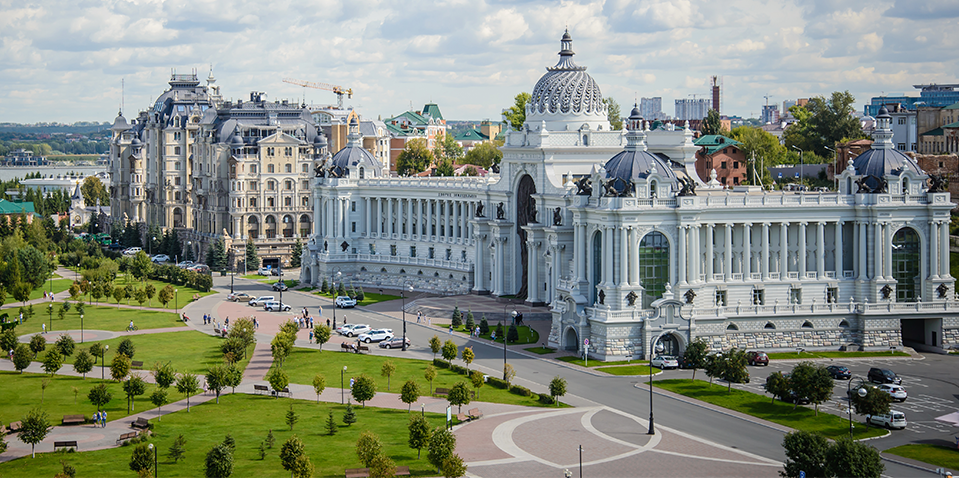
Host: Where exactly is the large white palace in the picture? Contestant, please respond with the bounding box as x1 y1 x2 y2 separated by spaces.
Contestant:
301 31 959 360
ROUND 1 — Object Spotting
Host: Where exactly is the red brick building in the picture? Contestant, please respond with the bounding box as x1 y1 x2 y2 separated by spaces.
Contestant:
694 135 747 187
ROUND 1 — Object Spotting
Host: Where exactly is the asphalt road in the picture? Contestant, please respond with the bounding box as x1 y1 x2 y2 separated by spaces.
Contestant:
229 277 954 476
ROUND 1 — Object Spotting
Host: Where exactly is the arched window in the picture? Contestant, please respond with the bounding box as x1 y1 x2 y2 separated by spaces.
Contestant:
726 323 739 331
359 167 365 179
839 319 850 328
902 178 909 195
892 228 920 302
649 181 657 198
591 231 602 305
639 231 669 308
764 322 776 330
285 180 292 190
801 321 814 329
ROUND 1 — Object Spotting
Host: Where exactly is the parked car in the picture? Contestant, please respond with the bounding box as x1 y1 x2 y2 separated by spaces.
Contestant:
746 351 769 366
866 410 907 429
249 295 275 306
826 365 852 380
262 301 291 312
650 355 679 369
271 269 281 276
868 367 901 385
379 337 411 349
336 324 358 336
878 384 908 402
177 261 195 269
188 264 210 274
122 247 142 255
108 242 124 250
341 324 371 337
151 254 170 263
227 292 252 302
335 296 357 308
257 268 272 276
272 282 289 292
358 329 393 343
773 373 810 404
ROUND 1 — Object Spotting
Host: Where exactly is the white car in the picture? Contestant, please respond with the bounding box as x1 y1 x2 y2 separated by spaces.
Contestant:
878 384 908 402
151 254 170 263
336 324 359 336
335 296 357 308
650 355 680 369
358 329 393 343
257 268 272 276
248 295 275 306
340 324 371 338
122 247 142 255
866 410 907 429
262 300 291 312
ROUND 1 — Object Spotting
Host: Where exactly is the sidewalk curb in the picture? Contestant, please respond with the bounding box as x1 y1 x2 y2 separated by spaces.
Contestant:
880 453 946 475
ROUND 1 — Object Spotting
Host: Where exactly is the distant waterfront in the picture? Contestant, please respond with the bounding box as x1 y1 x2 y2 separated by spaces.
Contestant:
0 165 107 182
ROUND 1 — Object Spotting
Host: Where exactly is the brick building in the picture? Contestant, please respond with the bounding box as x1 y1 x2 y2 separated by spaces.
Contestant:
694 135 747 187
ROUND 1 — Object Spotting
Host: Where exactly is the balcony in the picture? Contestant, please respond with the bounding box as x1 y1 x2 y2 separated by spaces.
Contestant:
318 253 472 272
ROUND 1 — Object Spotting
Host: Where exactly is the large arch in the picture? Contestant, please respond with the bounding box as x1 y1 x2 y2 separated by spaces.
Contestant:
299 214 312 237
892 227 920 302
515 174 536 299
652 331 686 357
247 215 259 239
563 326 579 352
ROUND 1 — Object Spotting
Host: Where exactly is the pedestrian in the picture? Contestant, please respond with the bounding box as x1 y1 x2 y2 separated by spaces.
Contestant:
428 316 431 326
417 311 422 323
343 315 347 325
326 318 330 328
93 411 99 427
491 332 496 342
225 317 229 327
102 411 107 427
350 377 354 389
42 323 46 334
309 330 314 344
449 325 453 335
309 316 314 329
475 326 480 337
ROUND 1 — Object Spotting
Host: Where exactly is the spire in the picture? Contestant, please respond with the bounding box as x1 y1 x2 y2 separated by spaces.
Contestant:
347 116 362 147
624 103 647 152
548 30 585 71
871 105 894 150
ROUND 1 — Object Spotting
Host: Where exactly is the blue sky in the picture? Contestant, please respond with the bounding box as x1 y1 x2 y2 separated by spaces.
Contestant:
1 0 957 123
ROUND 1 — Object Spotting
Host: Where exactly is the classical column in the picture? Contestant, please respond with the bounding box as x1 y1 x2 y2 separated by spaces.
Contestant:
493 238 504 295
762 223 770 280
816 222 825 278
605 226 614 285
706 224 714 281
575 224 586 283
834 221 843 278
629 227 640 286
678 226 687 285
527 239 540 303
884 221 893 279
743 223 752 279
857 222 867 280
692 225 701 282
780 222 788 278
364 197 371 237
799 222 807 279
875 222 883 280
931 221 940 279
453 200 460 241
620 226 629 286
941 219 950 276
724 223 733 281
473 234 486 292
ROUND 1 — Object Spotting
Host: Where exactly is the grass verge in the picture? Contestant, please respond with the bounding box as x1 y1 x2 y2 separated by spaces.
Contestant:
766 351 911 360
29 279 74 301
311 291 401 307
653 379 886 440
596 365 658 376
884 444 959 470
524 347 556 355
556 356 647 368
10 304 184 336
436 323 540 346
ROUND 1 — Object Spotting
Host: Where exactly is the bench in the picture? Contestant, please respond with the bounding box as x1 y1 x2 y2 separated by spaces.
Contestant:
54 441 78 450
341 342 353 351
272 387 292 398
254 384 269 395
116 431 138 445
214 327 221 335
131 361 144 369
6 421 21 434
456 413 468 422
344 466 410 478
131 417 150 430
435 387 449 397
62 414 85 426
468 408 483 420
357 345 370 353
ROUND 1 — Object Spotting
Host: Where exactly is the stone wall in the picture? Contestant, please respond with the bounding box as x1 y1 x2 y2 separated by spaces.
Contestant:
706 328 860 352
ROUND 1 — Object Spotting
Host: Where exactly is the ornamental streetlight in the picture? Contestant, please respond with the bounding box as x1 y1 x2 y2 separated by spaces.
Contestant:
847 377 869 438
791 145 804 179
278 267 284 307
402 284 413 351
503 309 516 380
148 443 157 477
101 345 109 380
648 339 663 435
341 365 347 404
80 314 84 344
332 271 341 330
48 303 53 334
174 289 179 318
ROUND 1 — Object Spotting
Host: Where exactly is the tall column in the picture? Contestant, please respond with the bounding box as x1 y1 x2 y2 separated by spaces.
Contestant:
706 224 714 281
858 222 867 280
629 227 640 285
473 234 485 292
835 221 843 278
941 219 950 277
816 222 825 278
931 221 940 279
724 223 733 281
574 224 585 282
453 201 460 241
620 226 628 286
884 221 893 279
799 222 807 279
780 222 788 278
605 226 614 285
678 226 687 285
364 198 371 237
875 222 883 280
527 240 540 303
494 238 505 296
743 223 751 279
692 225 701 281
762 223 770 279
417 200 423 237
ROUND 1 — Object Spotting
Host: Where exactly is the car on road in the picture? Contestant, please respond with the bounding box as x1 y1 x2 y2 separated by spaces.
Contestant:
878 383 908 402
151 254 170 263
357 329 393 343
826 365 852 380
227 292 252 302
177 261 195 269
249 295 275 306
122 247 142 255
262 300 292 312
272 282 289 292
650 355 679 369
379 336 411 349
335 296 357 308
746 351 769 366
188 264 210 274
868 367 901 385
257 268 272 276
866 410 907 429
340 324 371 337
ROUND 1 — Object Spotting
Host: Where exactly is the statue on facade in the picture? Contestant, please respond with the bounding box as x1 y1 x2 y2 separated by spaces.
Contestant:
475 202 485 218
684 289 696 304
528 198 538 223
929 174 948 193
341 241 349 252
677 177 697 197
490 163 500 174
575 176 592 196
625 291 638 306
314 163 326 177
496 202 506 220
881 284 893 300
938 283 949 299
553 207 562 226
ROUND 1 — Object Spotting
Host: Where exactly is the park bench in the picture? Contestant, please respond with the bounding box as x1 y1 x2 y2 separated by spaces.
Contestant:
54 441 78 450
341 342 352 351
131 361 144 369
468 408 483 420
214 327 221 335
435 387 449 397
272 387 292 398
62 414 85 426
116 431 138 445
456 412 468 422
357 345 370 353
254 384 269 395
344 466 409 478
131 417 150 430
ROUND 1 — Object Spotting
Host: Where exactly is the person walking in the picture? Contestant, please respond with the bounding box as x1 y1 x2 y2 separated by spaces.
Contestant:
102 411 107 427
93 411 99 427
417 311 422 324
41 323 46 334
326 318 330 328
309 330 314 344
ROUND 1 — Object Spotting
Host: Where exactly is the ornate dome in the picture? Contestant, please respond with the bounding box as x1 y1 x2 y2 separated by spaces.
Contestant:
605 104 675 181
525 31 608 131
853 104 923 178
329 117 382 177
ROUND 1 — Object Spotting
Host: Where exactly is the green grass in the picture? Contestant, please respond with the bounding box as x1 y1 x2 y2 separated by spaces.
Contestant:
524 347 556 355
438 323 540 345
242 273 270 281
29 278 74 301
60 329 252 375
275 346 559 408
312 290 401 307
10 304 184 336
653 379 886 440
0 393 449 478
67 277 215 311
884 444 959 470
596 365 658 376
766 351 910 360
556 356 648 368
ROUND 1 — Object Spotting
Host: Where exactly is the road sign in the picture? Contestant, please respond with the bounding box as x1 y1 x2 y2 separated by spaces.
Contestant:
800 471 806 478
584 338 589 346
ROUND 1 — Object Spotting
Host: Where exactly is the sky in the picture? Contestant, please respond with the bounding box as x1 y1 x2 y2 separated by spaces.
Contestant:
1 0 958 124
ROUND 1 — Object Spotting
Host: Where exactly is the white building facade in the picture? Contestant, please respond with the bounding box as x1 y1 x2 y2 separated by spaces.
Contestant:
303 33 959 360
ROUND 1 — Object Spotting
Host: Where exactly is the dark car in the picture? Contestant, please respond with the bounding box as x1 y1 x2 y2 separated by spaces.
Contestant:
272 282 289 292
746 351 769 366
868 367 901 385
826 365 852 380
379 337 411 349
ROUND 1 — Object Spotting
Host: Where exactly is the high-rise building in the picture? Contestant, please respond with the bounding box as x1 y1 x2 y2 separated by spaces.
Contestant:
640 97 665 120
675 98 711 121
761 104 780 124
865 84 959 116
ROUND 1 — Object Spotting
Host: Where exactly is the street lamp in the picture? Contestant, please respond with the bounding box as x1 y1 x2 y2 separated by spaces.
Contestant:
402 284 413 351
101 345 109 380
791 145 804 180
149 236 155 256
278 268 283 307
148 443 157 477
341 366 347 404
48 303 53 334
847 377 869 438
230 263 234 294
503 309 516 380
648 339 663 435
332 271 341 330
80 314 84 344
824 146 836 190
174 289 178 318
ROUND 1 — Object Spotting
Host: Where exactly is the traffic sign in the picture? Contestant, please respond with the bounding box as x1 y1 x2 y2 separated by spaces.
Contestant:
584 338 589 346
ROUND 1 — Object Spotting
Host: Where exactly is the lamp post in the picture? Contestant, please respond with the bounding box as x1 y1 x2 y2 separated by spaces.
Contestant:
648 339 663 435
101 345 109 380
278 268 283 307
80 314 84 344
504 309 516 380
332 271 341 330
341 366 347 404
148 443 157 477
402 284 413 351
230 263 234 294
48 303 53 334
847 377 868 438
149 235 155 256
76 263 79 282
791 145 804 180
174 289 178 318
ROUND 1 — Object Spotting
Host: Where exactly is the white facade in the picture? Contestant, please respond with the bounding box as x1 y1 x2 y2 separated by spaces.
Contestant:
303 33 959 360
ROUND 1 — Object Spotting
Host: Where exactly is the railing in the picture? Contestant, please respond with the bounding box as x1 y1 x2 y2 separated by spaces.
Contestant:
805 272 818 279
688 299 959 318
749 273 762 280
585 307 655 321
786 272 799 279
319 253 473 272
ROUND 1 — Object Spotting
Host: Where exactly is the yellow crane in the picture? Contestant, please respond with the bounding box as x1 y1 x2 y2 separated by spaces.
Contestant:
282 78 353 109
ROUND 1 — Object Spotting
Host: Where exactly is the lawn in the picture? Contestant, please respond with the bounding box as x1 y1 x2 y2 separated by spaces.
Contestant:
69 277 215 311
653 379 886 440
9 304 184 336
312 290 401 307
60 329 252 375
556 356 647 368
596 365 658 376
884 444 959 470
524 347 556 355
275 346 560 408
0 393 449 478
437 323 540 346
766 351 910 360
29 278 74 301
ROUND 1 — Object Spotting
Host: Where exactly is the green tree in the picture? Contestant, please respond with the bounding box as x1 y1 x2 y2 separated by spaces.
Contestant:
152 362 176 389
13 343 31 373
325 410 338 435
280 435 305 475
352 374 376 407
425 365 437 395
144 283 156 306
206 365 228 404
176 373 200 411
764 371 790 403
441 454 467 478
117 338 136 359
401 380 420 411
271 332 294 367
169 434 187 463
314 325 331 351
549 376 567 406
781 430 828 478
311 374 326 403
720 348 749 391
158 285 174 308
245 237 259 270
465 310 475 332
18 408 51 458
451 306 461 327
292 454 315 478
381 360 397 391
790 362 834 415
80 176 109 208
73 349 94 379
448 381 471 414
504 92 531 131
729 126 782 185
429 335 441 360
461 347 474 372
343 402 357 426
42 349 63 376
507 324 519 343
129 443 154 476
204 443 234 478
0 328 17 354
285 404 298 431
29 333 46 358
503 363 515 385
434 131 464 162
441 339 458 363
369 452 396 478
289 239 303 268
463 142 502 169
150 388 168 420
110 353 131 382
783 91 864 158
408 414 432 459
122 375 146 413
682 338 709 381
355 430 383 468
209 237 228 272
701 108 722 136
134 288 148 307
825 437 884 478
851 385 893 427
113 286 127 306
396 138 435 176
130 251 153 282
470 370 484 398
604 97 623 130
267 368 290 395
435 158 455 177
224 363 242 394
427 427 457 473
88 384 112 411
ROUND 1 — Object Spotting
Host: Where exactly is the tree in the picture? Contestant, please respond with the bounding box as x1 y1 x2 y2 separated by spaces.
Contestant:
764 371 790 404
451 306 461 327
130 251 153 282
117 338 136 359
355 431 383 468
245 237 259 270
851 385 893 427
158 285 174 308
701 108 722 136
228 318 257 354
704 353 724 385
434 131 464 162
292 454 315 478
343 402 357 426
729 126 782 185
225 364 242 394
429 335 441 360
427 427 457 473
507 324 519 343
381 360 397 391
29 333 46 358
129 443 154 477
271 333 294 367
144 283 156 306
110 353 131 381
352 374 376 407
369 452 396 478
280 435 306 475
80 176 109 208
604 97 623 130
311 374 326 403
401 380 420 411
682 338 709 381
289 239 303 268
549 376 567 406
209 237 228 272
286 404 299 430
206 365 228 404
314 325 331 351
73 350 94 378
504 92 531 131
448 381 471 414
18 408 51 458
408 414 432 459
325 410 338 435
0 328 17 354
465 311 475 332
470 370 484 398
267 368 290 396
150 388 168 420
204 443 234 478
503 363 515 386
122 375 146 413
789 362 834 414
42 349 63 376
55 334 76 357
463 142 502 169
88 384 112 411
266 429 276 448
169 434 187 463
825 437 884 478
152 362 176 389
176 373 200 411
425 365 437 395
441 454 467 478
781 430 828 478
396 138 435 176
435 158 455 177
441 339 457 363
720 348 749 391
134 288 148 307
13 343 31 373
113 286 128 307
461 347 475 372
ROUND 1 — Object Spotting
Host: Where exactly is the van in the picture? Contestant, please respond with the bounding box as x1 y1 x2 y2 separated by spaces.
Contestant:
866 410 907 429
249 295 275 306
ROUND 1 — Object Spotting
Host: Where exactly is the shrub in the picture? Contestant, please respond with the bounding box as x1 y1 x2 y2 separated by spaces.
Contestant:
509 385 531 397
449 364 467 376
433 358 450 369
479 316 490 335
486 377 508 389
538 394 555 405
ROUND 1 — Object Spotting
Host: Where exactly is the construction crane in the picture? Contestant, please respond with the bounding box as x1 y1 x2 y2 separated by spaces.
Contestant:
282 78 353 109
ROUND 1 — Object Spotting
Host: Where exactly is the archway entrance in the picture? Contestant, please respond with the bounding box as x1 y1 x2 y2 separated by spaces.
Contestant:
654 332 683 356
564 327 579 352
515 174 536 299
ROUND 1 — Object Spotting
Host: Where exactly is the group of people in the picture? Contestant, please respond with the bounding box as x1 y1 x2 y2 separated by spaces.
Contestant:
201 314 215 325
92 411 108 427
42 291 55 301
416 311 431 325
